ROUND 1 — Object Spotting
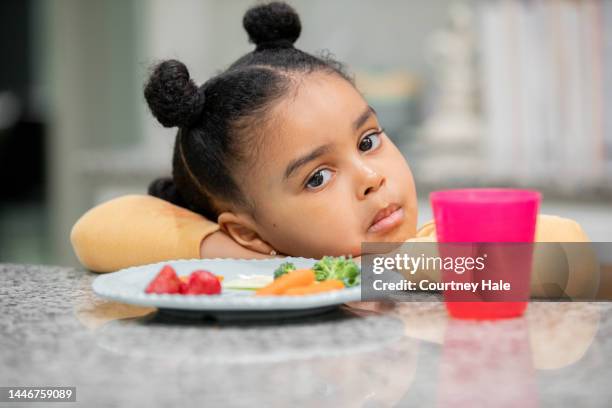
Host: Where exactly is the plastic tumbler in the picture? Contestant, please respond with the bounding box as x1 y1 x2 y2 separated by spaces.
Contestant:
430 189 541 319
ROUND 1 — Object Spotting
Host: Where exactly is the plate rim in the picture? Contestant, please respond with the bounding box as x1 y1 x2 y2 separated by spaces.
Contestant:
92 257 362 311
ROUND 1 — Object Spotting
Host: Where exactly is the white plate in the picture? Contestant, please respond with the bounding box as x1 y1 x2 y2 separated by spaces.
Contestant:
92 257 362 319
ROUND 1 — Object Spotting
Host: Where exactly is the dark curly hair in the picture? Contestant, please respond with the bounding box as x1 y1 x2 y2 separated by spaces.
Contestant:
145 2 351 221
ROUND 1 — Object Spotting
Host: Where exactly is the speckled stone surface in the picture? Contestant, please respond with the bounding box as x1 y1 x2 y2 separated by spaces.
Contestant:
1 263 611 407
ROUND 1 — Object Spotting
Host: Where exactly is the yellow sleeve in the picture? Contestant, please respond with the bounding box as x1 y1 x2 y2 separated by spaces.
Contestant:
533 214 590 242
531 215 599 299
70 194 220 273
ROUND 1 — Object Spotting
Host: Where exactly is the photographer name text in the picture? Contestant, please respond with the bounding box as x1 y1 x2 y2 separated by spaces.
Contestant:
372 279 511 292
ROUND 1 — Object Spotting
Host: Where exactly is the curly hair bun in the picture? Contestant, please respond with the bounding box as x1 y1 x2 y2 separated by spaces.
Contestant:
147 177 187 207
144 59 204 128
243 2 301 51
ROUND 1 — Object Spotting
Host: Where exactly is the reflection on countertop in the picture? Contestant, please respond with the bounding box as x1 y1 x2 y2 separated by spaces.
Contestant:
0 264 610 407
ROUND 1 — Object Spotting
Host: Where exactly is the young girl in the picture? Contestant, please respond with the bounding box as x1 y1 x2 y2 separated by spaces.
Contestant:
70 2 597 298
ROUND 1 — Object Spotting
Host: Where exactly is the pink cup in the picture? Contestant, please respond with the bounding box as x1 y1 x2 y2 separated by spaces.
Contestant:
430 189 541 319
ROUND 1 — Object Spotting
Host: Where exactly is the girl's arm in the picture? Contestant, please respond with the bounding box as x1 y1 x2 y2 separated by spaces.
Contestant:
70 194 273 273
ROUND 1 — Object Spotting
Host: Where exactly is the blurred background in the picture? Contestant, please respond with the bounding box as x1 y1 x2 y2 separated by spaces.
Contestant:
1 0 611 267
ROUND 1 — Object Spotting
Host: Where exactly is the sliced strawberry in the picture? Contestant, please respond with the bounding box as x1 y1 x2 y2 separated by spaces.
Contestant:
145 265 181 294
182 270 222 295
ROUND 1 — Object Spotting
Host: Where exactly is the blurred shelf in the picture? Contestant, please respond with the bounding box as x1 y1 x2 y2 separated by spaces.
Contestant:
396 132 612 202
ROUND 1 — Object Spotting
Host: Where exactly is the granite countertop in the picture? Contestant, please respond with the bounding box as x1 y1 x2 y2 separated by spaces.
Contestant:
1 264 611 407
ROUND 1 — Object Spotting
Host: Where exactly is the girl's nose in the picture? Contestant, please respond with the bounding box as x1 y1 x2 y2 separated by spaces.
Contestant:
357 164 385 199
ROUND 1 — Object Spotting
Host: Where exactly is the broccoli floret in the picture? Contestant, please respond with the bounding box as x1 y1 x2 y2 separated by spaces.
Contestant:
312 256 334 281
312 256 361 287
273 262 296 279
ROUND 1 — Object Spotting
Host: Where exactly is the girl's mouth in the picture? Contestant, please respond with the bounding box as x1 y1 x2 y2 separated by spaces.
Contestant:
368 206 404 233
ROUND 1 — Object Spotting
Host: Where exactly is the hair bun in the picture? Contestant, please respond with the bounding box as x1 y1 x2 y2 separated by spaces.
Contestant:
243 2 301 51
148 177 188 207
144 59 204 128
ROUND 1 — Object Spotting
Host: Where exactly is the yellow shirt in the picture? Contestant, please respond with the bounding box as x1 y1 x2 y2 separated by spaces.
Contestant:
70 194 598 298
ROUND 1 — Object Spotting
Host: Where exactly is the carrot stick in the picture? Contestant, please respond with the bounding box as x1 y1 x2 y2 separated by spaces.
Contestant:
255 269 315 296
283 279 345 295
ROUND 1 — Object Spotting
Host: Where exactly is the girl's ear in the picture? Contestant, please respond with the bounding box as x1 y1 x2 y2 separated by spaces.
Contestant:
217 211 275 255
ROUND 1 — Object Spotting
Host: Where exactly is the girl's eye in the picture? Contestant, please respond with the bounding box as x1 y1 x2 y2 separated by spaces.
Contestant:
305 168 333 190
359 130 383 152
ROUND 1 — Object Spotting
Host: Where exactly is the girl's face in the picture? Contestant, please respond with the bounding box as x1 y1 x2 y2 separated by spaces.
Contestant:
233 72 418 258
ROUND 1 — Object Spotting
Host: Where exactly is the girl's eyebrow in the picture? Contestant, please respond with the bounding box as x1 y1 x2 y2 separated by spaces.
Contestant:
283 105 377 182
353 105 376 130
284 143 333 181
